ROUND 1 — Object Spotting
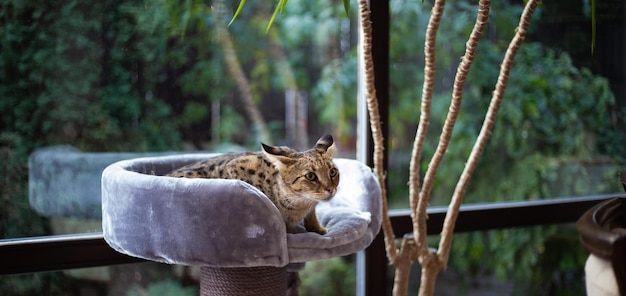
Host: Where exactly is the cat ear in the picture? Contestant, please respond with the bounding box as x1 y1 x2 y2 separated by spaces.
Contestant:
314 134 335 157
262 143 296 167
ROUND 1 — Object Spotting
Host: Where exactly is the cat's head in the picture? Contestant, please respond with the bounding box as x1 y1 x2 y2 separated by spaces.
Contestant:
262 134 339 202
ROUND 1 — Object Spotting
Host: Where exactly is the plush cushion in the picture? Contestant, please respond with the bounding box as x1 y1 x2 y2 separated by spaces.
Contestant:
102 155 381 267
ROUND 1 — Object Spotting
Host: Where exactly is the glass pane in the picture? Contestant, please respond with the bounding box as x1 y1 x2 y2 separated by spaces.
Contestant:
384 1 624 295
396 224 588 295
1 0 358 239
0 258 356 295
386 0 625 209
0 262 196 295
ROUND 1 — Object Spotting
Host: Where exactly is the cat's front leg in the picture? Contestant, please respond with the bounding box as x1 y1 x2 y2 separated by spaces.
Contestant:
304 208 328 235
286 224 302 234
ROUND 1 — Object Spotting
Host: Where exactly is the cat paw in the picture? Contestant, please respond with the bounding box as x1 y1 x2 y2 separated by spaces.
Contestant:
313 227 328 235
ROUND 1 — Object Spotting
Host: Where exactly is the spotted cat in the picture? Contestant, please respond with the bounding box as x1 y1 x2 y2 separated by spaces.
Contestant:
167 134 339 235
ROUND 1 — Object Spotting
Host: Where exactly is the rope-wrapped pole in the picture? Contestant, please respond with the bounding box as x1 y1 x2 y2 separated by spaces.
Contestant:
200 266 287 296
437 0 540 267
411 0 446 260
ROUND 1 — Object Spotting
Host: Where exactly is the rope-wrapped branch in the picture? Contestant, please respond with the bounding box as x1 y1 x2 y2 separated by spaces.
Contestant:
358 0 540 294
411 0 447 260
358 0 395 263
437 0 541 267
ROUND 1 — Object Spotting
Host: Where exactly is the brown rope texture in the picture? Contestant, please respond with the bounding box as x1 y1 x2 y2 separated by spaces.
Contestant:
200 266 288 296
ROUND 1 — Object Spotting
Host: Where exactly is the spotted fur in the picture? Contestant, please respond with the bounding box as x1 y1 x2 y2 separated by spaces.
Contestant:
167 134 339 235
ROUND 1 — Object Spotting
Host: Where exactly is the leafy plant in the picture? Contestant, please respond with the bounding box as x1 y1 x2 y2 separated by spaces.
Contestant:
127 279 197 296
299 257 356 296
229 0 351 32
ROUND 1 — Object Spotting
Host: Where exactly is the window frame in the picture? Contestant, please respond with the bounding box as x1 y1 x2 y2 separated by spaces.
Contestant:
1 2 624 296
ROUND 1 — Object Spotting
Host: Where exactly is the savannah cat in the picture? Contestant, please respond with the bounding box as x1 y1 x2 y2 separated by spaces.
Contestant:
167 134 340 235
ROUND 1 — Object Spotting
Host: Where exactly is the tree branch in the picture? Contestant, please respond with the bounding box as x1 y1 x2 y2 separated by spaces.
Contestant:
411 0 446 259
437 0 540 266
213 3 271 143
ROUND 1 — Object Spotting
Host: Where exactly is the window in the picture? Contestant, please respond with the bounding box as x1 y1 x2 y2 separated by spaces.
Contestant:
2 0 359 239
1 0 625 295
2 0 359 294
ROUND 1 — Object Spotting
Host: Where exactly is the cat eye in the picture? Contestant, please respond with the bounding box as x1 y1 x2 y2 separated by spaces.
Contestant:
305 172 318 181
329 168 338 177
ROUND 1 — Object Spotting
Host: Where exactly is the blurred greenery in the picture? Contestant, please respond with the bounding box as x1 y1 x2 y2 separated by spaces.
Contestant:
300 257 356 296
0 0 623 294
380 0 623 293
0 0 355 294
127 279 197 296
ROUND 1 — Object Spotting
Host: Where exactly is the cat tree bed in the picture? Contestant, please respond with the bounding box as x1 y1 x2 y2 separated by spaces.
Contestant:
102 154 382 295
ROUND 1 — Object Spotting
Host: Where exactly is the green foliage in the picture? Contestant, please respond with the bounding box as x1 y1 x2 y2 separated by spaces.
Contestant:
0 271 107 296
378 0 621 209
465 42 621 203
481 43 616 158
0 0 181 152
528 225 588 295
0 0 622 294
229 0 351 32
369 0 622 292
1 0 183 293
0 2 358 293
0 132 49 238
127 279 197 296
279 1 358 144
313 58 358 139
299 257 356 296
456 41 620 288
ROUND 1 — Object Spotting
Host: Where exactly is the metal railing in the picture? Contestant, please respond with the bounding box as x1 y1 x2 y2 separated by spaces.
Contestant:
361 194 622 295
1 195 620 285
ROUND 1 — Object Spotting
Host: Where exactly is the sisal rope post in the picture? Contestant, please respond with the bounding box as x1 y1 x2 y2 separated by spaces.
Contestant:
200 266 288 296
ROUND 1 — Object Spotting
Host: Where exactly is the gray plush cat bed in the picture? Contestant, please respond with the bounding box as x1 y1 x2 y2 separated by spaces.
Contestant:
102 154 381 295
